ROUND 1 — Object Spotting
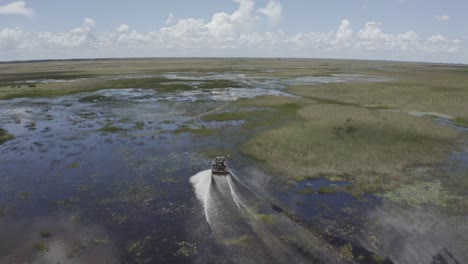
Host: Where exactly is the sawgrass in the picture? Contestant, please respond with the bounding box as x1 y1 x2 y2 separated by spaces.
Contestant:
287 80 468 120
1 58 466 198
243 104 460 194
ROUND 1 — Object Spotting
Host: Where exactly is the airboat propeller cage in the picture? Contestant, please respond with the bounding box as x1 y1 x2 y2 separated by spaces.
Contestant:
211 156 229 175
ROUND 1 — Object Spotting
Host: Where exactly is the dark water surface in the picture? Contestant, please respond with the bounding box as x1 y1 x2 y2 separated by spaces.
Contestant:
0 73 465 263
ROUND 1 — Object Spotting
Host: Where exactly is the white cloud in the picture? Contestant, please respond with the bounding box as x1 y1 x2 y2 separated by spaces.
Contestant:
0 0 464 63
165 13 175 26
204 0 257 38
83 18 96 30
335 19 353 41
35 18 96 49
434 15 449 22
355 21 422 52
259 1 282 26
0 1 34 16
117 24 129 33
0 27 30 50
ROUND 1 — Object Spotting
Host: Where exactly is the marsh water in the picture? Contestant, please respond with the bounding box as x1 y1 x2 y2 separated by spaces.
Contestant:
0 72 465 263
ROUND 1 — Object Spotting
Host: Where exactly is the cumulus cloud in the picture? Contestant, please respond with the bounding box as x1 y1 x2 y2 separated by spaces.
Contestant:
165 13 175 26
335 20 353 41
204 0 258 38
0 0 464 62
35 18 96 49
0 1 34 16
0 27 30 50
434 15 449 22
259 0 282 26
117 24 129 33
83 18 96 30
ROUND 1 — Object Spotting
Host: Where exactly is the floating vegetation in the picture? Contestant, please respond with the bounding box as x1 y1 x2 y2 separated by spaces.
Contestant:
33 243 49 255
109 211 128 225
68 241 88 258
338 242 353 260
53 197 79 210
174 241 198 257
18 191 33 200
79 94 110 102
220 235 256 248
252 213 277 224
134 121 145 130
297 187 314 195
93 239 110 245
161 175 180 184
74 185 90 192
1 58 468 263
382 181 450 207
24 122 37 130
68 162 80 169
126 236 153 262
318 187 337 194
172 126 218 136
0 128 14 144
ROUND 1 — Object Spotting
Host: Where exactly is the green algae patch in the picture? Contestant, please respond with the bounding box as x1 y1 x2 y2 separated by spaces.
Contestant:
174 241 198 257
18 192 33 200
0 128 14 144
220 235 256 248
99 125 127 133
297 187 314 195
79 94 111 103
33 243 49 255
68 241 88 258
252 213 277 224
382 181 451 207
172 126 219 136
318 187 337 194
134 121 145 130
68 162 80 169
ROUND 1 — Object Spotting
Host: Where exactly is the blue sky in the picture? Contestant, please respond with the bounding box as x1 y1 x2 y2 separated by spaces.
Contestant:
1 0 467 63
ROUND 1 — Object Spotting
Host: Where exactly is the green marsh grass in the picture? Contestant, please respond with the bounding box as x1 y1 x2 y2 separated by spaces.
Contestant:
0 128 14 144
172 126 219 136
453 117 468 128
33 243 49 255
2 58 466 199
243 104 460 194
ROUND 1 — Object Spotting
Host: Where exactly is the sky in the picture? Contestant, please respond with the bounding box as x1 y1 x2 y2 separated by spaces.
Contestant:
0 0 467 63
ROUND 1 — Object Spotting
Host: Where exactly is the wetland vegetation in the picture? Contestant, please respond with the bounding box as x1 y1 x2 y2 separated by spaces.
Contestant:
0 58 466 263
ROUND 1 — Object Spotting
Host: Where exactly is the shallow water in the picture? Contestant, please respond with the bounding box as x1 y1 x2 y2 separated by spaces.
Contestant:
189 171 343 263
0 71 464 263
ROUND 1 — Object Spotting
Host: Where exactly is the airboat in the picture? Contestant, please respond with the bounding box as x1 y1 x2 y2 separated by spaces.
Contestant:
211 156 229 176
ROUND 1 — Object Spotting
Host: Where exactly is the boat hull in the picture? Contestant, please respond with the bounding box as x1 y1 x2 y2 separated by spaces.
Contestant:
211 157 229 176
